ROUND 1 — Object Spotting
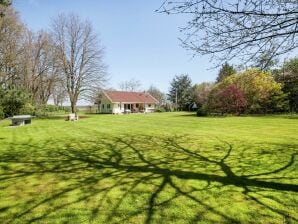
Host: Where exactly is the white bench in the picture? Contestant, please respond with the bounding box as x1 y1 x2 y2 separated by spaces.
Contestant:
68 113 79 121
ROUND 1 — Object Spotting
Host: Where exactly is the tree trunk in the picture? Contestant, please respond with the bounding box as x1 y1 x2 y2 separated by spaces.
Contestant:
71 101 76 113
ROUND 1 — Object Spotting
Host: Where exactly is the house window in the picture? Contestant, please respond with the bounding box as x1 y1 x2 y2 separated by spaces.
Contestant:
107 104 111 109
136 104 139 108
148 104 151 107
102 104 105 109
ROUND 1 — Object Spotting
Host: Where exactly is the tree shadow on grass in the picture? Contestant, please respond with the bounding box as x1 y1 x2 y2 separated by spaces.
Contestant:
0 134 297 223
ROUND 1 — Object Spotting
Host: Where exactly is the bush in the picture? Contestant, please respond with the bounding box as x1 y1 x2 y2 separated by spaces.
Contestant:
0 88 31 117
155 107 166 113
197 108 208 116
0 106 4 119
20 103 36 115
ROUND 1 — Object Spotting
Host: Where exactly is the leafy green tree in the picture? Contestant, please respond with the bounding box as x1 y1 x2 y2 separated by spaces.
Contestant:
216 62 236 83
275 58 298 112
233 69 287 113
168 74 192 111
0 88 31 117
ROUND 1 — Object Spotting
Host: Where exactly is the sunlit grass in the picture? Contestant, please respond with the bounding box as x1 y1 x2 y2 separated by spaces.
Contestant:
0 112 297 223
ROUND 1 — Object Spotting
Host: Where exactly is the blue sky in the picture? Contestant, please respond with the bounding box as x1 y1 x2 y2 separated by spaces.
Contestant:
13 0 217 93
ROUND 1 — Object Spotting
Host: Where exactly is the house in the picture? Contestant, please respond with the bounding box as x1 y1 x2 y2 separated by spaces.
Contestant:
96 90 159 114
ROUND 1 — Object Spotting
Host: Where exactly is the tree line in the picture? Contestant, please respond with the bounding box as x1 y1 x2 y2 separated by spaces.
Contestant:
167 59 298 115
0 3 107 118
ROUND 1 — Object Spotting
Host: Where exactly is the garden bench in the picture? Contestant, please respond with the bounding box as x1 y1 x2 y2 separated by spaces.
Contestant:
10 115 32 126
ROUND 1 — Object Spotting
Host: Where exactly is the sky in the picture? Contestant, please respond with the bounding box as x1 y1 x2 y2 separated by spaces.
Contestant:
13 0 217 93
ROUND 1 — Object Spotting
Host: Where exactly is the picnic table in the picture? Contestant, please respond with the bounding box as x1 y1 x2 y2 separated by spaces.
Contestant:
10 115 32 126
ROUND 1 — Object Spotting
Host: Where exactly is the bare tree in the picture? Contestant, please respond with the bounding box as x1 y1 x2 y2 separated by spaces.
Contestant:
0 7 24 88
51 14 107 113
52 80 67 106
22 30 58 104
147 85 166 105
157 0 298 68
119 78 141 91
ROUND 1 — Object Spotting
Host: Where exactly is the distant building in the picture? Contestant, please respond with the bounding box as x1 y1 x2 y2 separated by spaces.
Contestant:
96 90 159 114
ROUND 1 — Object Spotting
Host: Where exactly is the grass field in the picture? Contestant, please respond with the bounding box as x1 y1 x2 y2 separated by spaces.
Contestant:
0 112 297 223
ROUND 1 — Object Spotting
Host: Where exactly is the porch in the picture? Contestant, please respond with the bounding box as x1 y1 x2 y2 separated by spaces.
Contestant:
121 103 146 113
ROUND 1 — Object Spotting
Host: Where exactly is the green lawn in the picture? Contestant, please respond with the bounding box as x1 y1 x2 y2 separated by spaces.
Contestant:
0 112 297 223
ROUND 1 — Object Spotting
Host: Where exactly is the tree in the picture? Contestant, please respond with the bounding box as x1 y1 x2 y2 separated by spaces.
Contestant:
168 74 192 110
191 82 214 108
232 69 287 113
253 52 279 71
216 62 236 83
217 85 247 115
22 30 58 105
119 78 141 92
51 14 107 113
0 88 31 117
147 85 166 106
209 84 247 115
0 0 11 6
52 80 67 106
275 57 298 112
0 7 25 88
158 1 298 67
0 0 11 17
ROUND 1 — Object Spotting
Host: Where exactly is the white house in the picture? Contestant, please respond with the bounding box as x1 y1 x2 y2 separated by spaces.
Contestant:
96 90 159 114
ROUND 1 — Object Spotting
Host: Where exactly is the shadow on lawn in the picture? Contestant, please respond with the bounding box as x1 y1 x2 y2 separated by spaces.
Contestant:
0 134 297 223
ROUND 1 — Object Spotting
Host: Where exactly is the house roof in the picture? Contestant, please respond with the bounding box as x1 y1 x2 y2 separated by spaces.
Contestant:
103 90 159 104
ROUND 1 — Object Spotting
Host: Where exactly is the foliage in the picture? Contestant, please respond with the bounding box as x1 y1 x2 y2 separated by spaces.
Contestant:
253 52 279 71
0 88 31 117
233 69 287 113
168 74 192 110
191 82 214 108
196 107 208 116
210 84 247 115
0 0 11 6
216 62 236 83
275 57 298 112
0 105 4 119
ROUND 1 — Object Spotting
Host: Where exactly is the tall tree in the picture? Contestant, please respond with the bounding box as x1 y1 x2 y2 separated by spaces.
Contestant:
0 7 24 88
51 14 107 113
22 30 58 105
158 1 298 67
216 62 236 83
168 74 192 110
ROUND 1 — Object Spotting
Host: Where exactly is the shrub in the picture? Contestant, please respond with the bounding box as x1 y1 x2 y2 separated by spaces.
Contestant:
20 103 36 115
155 107 166 113
197 107 208 116
0 88 31 117
0 106 4 119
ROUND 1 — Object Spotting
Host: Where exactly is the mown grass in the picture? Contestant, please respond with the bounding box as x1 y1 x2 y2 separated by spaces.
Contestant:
0 112 297 223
